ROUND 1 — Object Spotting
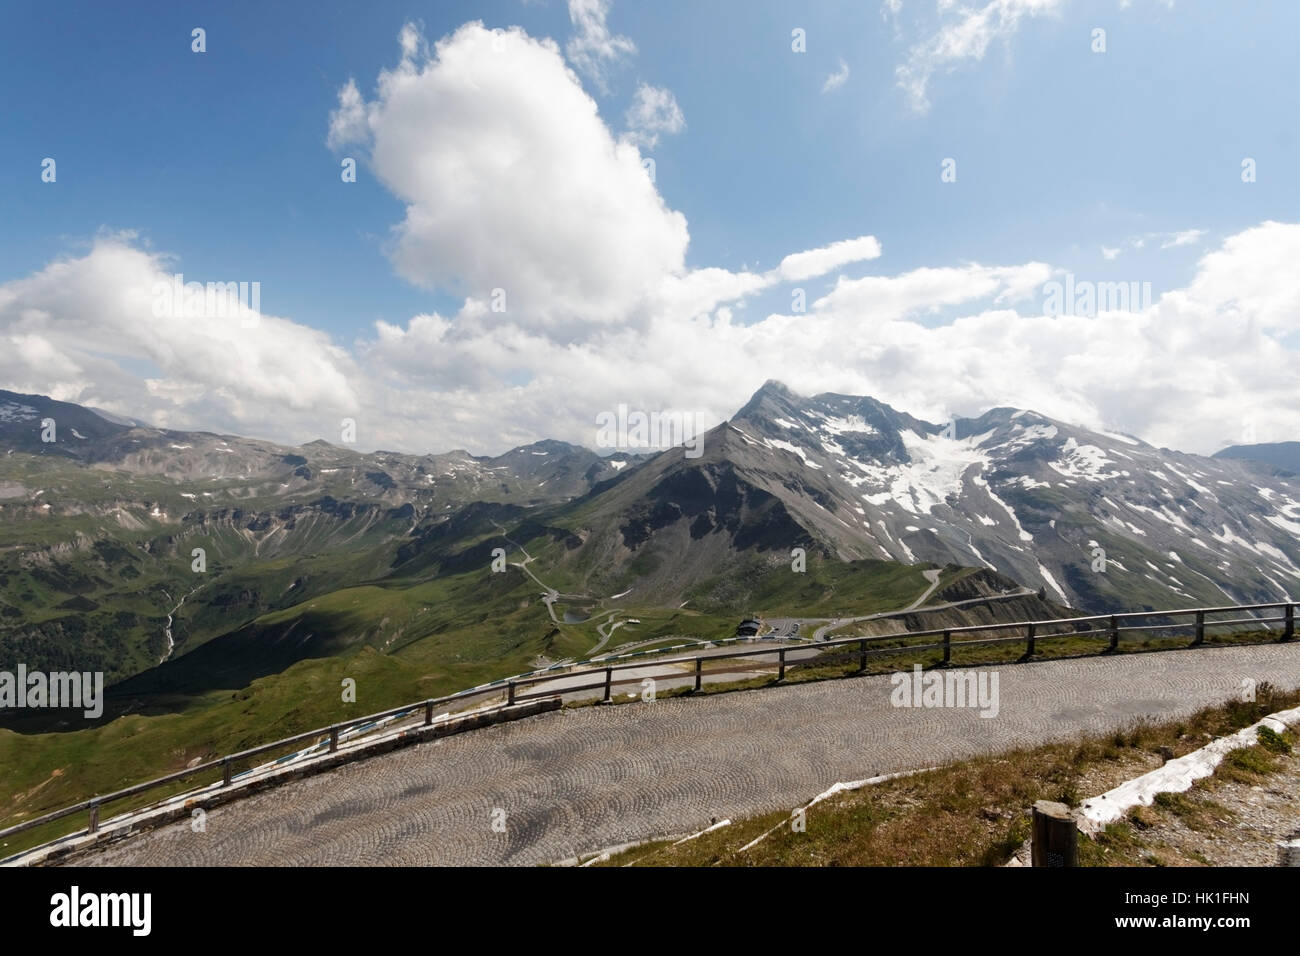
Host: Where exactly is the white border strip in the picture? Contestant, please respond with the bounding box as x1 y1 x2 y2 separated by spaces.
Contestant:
1077 704 1300 836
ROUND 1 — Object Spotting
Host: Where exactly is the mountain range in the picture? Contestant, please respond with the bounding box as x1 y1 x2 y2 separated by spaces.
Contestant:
2 381 1297 700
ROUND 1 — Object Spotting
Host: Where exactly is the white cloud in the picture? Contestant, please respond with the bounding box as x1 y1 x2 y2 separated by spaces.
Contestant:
1102 228 1207 259
778 236 882 282
895 0 1065 112
1160 228 1205 249
398 22 424 60
9 223 1300 459
325 78 367 150
0 238 358 439
812 262 1051 316
344 221 1300 456
565 0 635 90
822 59 851 93
7 21 1299 461
624 83 685 148
1184 221 1300 331
328 21 688 329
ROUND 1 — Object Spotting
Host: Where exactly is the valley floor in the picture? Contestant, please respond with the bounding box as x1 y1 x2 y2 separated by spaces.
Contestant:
67 643 1300 867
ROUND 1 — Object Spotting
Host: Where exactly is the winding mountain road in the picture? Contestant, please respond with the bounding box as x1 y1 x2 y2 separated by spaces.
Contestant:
73 642 1300 867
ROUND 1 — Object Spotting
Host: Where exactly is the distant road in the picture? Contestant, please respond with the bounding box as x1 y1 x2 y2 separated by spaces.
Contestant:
764 571 1036 643
492 520 631 654
75 643 1300 867
909 568 945 610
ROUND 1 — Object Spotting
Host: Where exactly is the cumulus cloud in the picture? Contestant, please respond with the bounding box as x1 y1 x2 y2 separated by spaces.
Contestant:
0 237 358 439
623 83 685 148
1184 221 1300 332
328 21 688 328
895 0 1065 112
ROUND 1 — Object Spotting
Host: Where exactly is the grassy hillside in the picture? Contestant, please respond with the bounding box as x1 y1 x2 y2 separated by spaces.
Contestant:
0 540 950 846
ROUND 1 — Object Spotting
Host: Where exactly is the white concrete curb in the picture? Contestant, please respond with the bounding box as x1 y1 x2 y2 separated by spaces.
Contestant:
1077 704 1300 837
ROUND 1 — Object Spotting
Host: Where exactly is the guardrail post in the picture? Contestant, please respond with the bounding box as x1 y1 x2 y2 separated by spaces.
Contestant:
1192 610 1205 647
1025 622 1036 658
508 682 516 705
1279 837 1300 866
222 757 232 787
329 725 339 753
424 700 433 726
694 658 702 692
603 667 612 702
1107 615 1119 653
1285 605 1295 642
1031 800 1077 867
942 630 951 666
778 648 786 682
88 800 99 835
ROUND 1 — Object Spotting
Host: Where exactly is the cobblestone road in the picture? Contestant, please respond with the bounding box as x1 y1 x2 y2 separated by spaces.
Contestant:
78 644 1300 866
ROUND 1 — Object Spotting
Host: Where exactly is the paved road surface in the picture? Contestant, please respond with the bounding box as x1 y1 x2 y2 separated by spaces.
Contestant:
76 644 1300 867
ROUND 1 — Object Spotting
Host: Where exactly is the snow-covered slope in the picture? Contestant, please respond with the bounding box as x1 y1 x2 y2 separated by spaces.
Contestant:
724 382 1300 611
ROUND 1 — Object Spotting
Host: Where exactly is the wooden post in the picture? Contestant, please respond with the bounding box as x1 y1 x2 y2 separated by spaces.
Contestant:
603 667 612 702
778 648 786 682
1025 622 1036 657
694 658 702 692
942 630 951 666
1192 610 1205 647
222 757 232 787
424 700 433 726
1107 615 1119 653
88 800 99 835
508 681 516 705
329 725 339 753
1284 605 1294 642
858 639 867 672
1031 800 1077 867
1278 838 1300 866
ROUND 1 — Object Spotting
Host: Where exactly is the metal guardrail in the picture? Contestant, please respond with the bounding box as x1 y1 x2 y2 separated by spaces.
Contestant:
1 600 1294 852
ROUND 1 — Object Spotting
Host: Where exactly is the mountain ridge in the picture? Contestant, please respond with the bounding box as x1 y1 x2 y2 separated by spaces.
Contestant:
4 381 1299 692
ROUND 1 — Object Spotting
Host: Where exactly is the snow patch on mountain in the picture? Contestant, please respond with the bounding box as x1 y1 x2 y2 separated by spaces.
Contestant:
1049 438 1121 481
973 474 1033 542
845 430 990 515
815 413 878 437
765 438 822 468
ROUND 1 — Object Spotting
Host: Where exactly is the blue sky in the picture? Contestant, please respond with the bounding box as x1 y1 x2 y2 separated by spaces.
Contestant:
2 1 1299 455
